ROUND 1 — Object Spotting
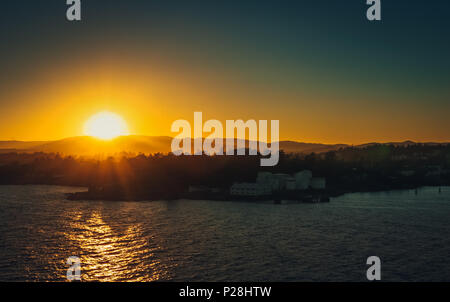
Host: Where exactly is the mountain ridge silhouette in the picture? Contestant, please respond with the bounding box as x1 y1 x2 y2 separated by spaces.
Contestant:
0 136 447 156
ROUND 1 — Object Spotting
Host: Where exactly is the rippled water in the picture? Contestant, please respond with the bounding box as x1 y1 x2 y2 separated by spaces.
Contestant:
0 185 449 281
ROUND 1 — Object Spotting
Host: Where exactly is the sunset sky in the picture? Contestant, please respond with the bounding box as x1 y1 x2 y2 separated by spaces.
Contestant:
0 0 449 144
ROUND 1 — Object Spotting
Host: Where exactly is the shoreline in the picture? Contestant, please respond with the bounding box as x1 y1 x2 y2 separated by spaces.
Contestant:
64 183 445 203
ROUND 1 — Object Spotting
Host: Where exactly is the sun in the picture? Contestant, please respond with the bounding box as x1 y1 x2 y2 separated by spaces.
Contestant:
84 111 130 140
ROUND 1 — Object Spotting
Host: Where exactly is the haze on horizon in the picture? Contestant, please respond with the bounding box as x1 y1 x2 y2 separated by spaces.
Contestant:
0 1 449 144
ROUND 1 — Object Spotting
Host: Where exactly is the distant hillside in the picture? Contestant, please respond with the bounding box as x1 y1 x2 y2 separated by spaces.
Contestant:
0 136 447 156
24 136 174 155
0 141 47 150
278 141 348 154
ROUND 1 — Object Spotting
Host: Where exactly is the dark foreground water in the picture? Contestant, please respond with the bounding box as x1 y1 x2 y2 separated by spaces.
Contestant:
0 185 449 282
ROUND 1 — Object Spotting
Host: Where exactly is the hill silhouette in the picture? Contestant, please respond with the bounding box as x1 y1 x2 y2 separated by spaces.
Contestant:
0 136 447 156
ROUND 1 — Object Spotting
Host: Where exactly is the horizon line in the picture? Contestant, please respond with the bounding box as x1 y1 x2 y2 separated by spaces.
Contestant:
1 135 450 146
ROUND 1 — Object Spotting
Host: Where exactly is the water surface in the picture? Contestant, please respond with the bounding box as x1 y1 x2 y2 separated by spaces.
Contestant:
0 185 449 281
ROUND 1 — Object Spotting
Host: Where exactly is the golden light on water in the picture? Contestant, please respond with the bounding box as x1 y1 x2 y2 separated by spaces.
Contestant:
84 111 130 140
65 210 170 282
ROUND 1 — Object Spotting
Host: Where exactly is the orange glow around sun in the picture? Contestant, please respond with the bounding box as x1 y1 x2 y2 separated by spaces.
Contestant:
84 111 130 140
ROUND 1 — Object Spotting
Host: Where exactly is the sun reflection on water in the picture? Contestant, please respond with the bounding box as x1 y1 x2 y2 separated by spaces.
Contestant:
65 211 169 281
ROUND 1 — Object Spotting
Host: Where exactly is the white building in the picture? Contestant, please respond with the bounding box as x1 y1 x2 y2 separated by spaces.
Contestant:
230 182 272 196
286 177 297 190
233 170 324 194
256 172 281 190
255 170 318 191
310 177 326 189
273 173 290 190
294 170 312 190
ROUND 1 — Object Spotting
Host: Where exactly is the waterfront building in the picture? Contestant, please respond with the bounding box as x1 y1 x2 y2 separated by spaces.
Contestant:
294 170 312 190
256 172 281 190
286 177 297 190
230 182 272 196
